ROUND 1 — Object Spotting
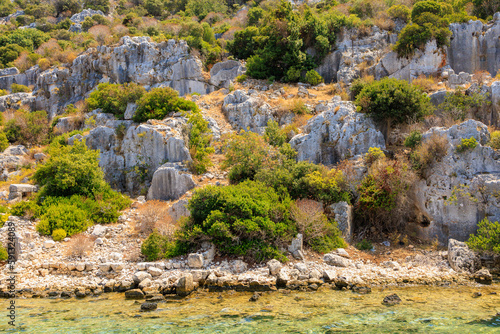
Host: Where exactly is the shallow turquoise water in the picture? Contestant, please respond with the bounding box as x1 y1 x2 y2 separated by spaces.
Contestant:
1 284 499 333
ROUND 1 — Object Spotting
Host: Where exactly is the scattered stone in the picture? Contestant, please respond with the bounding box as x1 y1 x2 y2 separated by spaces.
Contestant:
267 259 282 276
324 253 351 267
383 293 402 305
176 274 194 297
472 292 482 298
187 253 204 268
138 278 152 289
140 302 157 311
43 240 55 249
249 292 261 302
473 268 492 285
133 271 152 284
125 289 145 300
232 260 247 273
147 266 163 277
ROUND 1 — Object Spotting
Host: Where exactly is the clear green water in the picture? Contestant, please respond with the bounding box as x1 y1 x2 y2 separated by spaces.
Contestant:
1 284 499 333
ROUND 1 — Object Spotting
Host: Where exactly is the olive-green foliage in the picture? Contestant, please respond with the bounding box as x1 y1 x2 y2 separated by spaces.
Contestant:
348 0 373 19
456 137 478 152
355 77 432 126
133 87 198 123
304 70 323 86
185 0 227 20
489 131 500 149
185 110 214 174
387 4 411 22
355 239 373 250
10 200 41 218
0 132 8 152
51 228 67 241
86 83 146 119
0 28 50 51
4 110 49 146
25 3 56 19
467 218 500 253
438 89 490 121
0 89 8 96
264 120 287 147
84 0 110 14
473 0 500 19
0 0 14 17
177 180 294 261
33 140 106 197
36 202 91 236
365 147 385 164
144 0 164 17
54 0 80 15
350 75 373 100
411 1 443 21
141 230 185 261
11 83 30 93
0 44 23 69
180 21 221 68
227 0 353 82
404 130 423 149
0 244 7 261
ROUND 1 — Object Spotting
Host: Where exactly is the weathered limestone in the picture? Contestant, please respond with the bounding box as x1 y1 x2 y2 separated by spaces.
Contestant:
222 90 274 133
324 253 351 267
187 253 204 268
328 202 353 243
209 60 245 88
290 100 386 164
0 93 36 112
147 163 196 201
410 120 500 243
176 273 194 296
8 184 37 202
448 239 478 273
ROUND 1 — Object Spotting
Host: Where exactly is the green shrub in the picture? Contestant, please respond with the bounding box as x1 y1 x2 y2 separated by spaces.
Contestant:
86 82 145 119
356 239 373 250
10 200 41 218
365 147 385 164
411 1 443 21
185 110 214 174
141 230 181 261
176 180 294 261
236 74 247 83
185 0 227 20
33 140 107 197
36 202 91 236
467 218 500 253
11 84 30 93
0 28 50 51
52 228 67 241
489 131 500 149
0 244 7 261
264 119 287 147
133 87 198 123
54 0 80 16
439 89 490 122
0 0 14 17
0 89 8 97
473 0 500 19
456 137 478 152
350 75 374 100
404 130 423 149
387 4 411 22
84 0 110 14
0 132 8 152
304 70 323 86
355 77 432 130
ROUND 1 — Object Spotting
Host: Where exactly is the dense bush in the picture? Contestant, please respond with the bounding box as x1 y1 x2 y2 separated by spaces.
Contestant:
304 70 323 86
0 132 8 152
175 180 294 261
0 243 7 261
34 140 106 197
84 0 110 14
356 156 417 233
439 89 490 121
404 130 423 149
365 147 385 164
86 83 145 119
185 109 214 174
4 110 49 146
51 228 67 241
0 28 50 51
0 0 14 17
133 87 198 123
185 0 227 20
36 202 91 237
355 78 432 133
11 83 30 93
467 218 500 253
387 4 411 22
489 131 500 149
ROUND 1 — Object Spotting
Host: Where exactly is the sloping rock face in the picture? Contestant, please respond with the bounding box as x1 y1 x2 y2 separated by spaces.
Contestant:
374 40 445 81
33 36 213 117
84 115 191 194
447 13 500 77
147 163 195 201
209 60 245 88
0 67 39 91
411 120 500 244
222 90 274 133
289 100 386 164
0 92 37 112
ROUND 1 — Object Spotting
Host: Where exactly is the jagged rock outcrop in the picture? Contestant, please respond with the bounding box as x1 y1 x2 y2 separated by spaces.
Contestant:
0 92 37 112
448 238 479 273
147 163 195 201
0 146 28 181
290 99 386 164
0 67 40 91
33 36 214 117
374 40 445 81
447 13 500 77
70 9 105 24
84 115 191 194
209 60 245 88
410 120 500 244
222 90 274 133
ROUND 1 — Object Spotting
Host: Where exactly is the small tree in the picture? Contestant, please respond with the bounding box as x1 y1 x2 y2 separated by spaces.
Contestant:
355 77 433 142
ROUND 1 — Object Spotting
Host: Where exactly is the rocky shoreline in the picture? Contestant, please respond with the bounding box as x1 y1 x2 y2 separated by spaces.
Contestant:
0 210 495 301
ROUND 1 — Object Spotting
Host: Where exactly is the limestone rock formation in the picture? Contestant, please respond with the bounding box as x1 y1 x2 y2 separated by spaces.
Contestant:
209 60 245 88
222 90 274 133
70 9 105 24
411 120 500 243
0 92 36 112
290 100 386 164
147 163 195 201
448 238 478 273
84 115 191 194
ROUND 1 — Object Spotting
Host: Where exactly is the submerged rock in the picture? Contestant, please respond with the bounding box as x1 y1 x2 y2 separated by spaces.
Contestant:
383 293 401 305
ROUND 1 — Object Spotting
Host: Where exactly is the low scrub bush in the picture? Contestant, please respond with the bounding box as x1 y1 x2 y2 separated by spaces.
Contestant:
410 133 448 175
404 130 423 149
304 70 323 86
439 89 490 122
489 131 500 149
456 137 478 152
86 82 145 119
0 132 8 152
136 200 171 235
0 244 7 261
4 110 49 146
67 234 94 257
51 228 67 241
36 201 91 236
365 147 385 165
387 4 411 22
185 110 214 174
11 83 30 93
133 87 198 123
467 218 500 253
355 239 373 250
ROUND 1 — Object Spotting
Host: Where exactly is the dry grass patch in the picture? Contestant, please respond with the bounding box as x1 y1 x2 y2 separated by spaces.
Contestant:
67 234 95 258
